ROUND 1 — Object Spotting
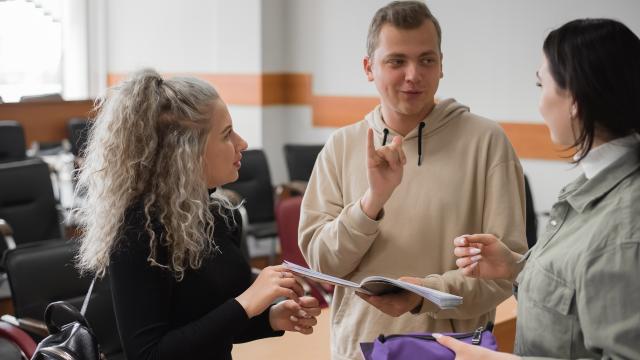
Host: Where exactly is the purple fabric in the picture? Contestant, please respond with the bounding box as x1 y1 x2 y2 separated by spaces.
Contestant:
361 331 497 360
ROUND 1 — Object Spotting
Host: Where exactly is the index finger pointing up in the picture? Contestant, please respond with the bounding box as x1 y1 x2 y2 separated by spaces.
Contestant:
367 128 376 157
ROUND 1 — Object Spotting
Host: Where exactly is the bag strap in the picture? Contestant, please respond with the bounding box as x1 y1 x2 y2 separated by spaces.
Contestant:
44 274 98 334
80 275 97 316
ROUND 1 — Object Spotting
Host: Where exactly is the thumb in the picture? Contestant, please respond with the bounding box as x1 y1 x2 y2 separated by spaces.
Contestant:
433 334 464 353
464 234 498 246
398 276 424 286
280 299 301 312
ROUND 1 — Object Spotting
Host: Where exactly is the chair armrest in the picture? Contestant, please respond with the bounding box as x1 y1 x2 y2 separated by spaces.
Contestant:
275 181 308 200
0 317 38 358
0 315 48 338
0 218 16 250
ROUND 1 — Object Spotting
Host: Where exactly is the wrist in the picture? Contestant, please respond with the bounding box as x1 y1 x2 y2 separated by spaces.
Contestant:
409 294 423 314
235 294 255 318
268 303 284 331
361 189 388 220
508 252 525 282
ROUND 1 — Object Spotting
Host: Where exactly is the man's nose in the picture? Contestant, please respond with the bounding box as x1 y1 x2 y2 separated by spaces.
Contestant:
405 62 420 83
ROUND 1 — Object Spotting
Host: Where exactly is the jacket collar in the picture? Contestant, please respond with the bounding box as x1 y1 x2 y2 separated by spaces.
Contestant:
561 150 640 213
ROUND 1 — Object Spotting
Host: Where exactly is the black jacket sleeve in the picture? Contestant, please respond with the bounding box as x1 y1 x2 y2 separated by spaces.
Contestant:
109 209 282 360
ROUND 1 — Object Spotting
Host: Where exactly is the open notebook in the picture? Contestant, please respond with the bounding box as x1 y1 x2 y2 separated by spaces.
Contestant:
283 261 463 309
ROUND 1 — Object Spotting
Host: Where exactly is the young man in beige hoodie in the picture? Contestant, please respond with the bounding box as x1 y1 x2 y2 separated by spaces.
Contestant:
298 1 528 359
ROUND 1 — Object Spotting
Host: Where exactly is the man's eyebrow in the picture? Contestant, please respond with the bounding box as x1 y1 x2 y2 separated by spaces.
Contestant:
419 50 439 56
384 53 407 58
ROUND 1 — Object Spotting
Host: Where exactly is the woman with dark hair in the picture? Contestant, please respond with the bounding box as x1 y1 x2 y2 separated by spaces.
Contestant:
435 18 640 360
75 69 320 359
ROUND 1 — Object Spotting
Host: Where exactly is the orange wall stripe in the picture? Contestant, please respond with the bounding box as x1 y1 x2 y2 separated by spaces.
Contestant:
107 73 311 106
499 123 573 160
39 73 570 161
311 96 380 128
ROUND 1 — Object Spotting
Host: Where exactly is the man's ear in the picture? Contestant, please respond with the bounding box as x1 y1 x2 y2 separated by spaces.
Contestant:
364 56 374 82
571 102 578 118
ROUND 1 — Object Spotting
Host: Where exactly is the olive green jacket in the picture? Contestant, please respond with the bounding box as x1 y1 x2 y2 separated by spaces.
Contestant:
515 149 640 359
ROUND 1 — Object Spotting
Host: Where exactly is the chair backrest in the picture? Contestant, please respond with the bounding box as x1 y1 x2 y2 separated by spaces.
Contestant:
4 241 122 357
223 149 275 223
275 196 330 307
0 159 61 253
524 175 537 249
283 144 323 182
67 118 92 158
0 121 26 163
275 196 306 266
19 94 63 103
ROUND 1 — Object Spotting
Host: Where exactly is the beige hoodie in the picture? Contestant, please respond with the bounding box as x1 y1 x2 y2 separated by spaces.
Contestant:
299 99 528 360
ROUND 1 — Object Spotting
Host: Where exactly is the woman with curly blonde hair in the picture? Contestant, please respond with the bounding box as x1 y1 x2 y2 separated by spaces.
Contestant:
75 68 320 359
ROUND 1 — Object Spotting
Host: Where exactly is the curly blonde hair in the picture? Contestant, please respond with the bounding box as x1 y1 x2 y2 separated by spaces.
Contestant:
75 69 232 279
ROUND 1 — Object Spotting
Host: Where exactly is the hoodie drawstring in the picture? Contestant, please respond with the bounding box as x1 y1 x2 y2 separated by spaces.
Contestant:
382 128 389 146
380 121 427 166
418 121 426 166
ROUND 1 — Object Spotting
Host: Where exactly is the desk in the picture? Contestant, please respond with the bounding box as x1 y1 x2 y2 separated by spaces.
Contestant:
232 296 518 359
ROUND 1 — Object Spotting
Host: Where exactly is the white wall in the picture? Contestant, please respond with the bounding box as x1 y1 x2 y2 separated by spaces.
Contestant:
279 0 640 216
104 0 640 217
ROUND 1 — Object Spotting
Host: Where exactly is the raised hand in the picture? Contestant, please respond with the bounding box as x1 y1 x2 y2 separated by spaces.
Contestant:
269 296 321 334
361 128 407 219
235 265 305 318
453 234 524 281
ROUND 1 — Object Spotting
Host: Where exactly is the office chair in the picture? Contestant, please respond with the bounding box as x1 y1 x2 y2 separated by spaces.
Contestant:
67 118 92 158
4 241 123 359
275 196 331 307
283 144 323 182
0 121 27 163
223 150 279 261
0 159 62 255
524 175 538 249
0 327 33 360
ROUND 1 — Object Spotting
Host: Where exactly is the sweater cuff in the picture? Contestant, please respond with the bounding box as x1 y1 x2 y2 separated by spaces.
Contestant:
411 275 446 315
252 304 286 338
343 200 382 235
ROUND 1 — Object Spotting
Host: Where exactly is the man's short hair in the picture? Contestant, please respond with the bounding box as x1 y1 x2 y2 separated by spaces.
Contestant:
366 1 442 59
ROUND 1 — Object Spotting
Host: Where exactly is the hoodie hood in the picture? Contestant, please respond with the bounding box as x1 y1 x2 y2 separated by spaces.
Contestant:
365 98 469 141
365 98 469 165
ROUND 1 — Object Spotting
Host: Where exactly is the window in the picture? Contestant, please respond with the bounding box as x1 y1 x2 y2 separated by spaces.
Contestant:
0 0 63 102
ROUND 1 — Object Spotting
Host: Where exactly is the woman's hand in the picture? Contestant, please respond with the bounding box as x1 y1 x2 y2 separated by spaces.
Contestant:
269 296 321 334
355 276 423 317
235 265 305 318
433 333 521 360
453 234 523 281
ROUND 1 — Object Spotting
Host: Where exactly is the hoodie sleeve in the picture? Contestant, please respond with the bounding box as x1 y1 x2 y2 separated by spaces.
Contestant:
415 147 528 318
298 132 381 277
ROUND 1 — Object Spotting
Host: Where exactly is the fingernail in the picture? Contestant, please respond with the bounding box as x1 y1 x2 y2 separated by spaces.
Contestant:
298 310 309 318
470 248 481 255
432 333 443 339
294 326 301 332
290 315 298 322
471 255 482 262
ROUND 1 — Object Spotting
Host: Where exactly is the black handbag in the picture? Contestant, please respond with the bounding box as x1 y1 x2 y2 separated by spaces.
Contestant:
31 277 102 360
